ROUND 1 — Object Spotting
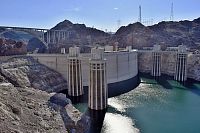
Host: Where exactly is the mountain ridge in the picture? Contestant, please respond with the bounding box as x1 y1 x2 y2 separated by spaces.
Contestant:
113 17 200 49
1 17 200 53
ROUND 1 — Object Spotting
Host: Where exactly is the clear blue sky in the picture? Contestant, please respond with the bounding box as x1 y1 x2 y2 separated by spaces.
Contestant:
0 0 200 31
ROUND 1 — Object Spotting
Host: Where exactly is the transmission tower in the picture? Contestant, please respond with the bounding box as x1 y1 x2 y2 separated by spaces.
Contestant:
138 5 142 23
142 19 153 26
170 2 174 21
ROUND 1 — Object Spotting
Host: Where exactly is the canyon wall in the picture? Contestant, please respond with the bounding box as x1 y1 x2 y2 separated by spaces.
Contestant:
187 54 200 81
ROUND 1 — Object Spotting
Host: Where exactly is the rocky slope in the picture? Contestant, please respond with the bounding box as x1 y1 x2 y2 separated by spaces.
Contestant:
48 18 200 52
116 18 200 48
51 20 108 38
115 18 200 49
0 57 90 133
0 30 33 42
47 20 110 53
0 38 27 56
0 84 67 133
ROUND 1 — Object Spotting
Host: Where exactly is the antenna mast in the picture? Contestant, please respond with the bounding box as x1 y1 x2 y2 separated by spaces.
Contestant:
139 5 142 23
170 2 174 21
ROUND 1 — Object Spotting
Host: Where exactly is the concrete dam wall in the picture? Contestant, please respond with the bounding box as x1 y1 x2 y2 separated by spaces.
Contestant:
30 51 138 87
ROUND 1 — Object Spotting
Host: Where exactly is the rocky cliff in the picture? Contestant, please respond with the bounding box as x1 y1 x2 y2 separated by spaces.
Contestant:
0 56 89 133
187 54 200 81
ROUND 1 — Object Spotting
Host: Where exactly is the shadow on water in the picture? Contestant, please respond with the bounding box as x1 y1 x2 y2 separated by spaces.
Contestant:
107 75 140 97
183 78 200 97
84 105 126 133
85 109 107 133
139 72 200 97
139 72 174 89
84 105 124 133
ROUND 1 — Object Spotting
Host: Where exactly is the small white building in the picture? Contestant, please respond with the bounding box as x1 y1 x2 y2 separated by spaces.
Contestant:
104 45 114 52
178 45 187 53
126 46 132 51
152 45 161 51
61 48 66 54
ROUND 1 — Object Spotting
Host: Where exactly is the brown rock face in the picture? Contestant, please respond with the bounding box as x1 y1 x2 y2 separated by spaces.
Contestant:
0 38 27 56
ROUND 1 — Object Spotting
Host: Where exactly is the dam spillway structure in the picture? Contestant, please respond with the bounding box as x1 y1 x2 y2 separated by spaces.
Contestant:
67 46 84 96
174 45 188 82
151 45 161 77
88 47 108 110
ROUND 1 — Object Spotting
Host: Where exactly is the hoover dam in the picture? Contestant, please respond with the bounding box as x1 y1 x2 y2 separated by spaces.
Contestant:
1 0 200 132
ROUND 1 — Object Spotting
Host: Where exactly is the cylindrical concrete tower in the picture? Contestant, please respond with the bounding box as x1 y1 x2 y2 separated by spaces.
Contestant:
67 46 84 96
88 47 108 110
174 45 188 82
151 45 161 77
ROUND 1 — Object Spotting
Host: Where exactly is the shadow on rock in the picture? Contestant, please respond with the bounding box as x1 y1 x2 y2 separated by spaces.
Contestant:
48 93 90 133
